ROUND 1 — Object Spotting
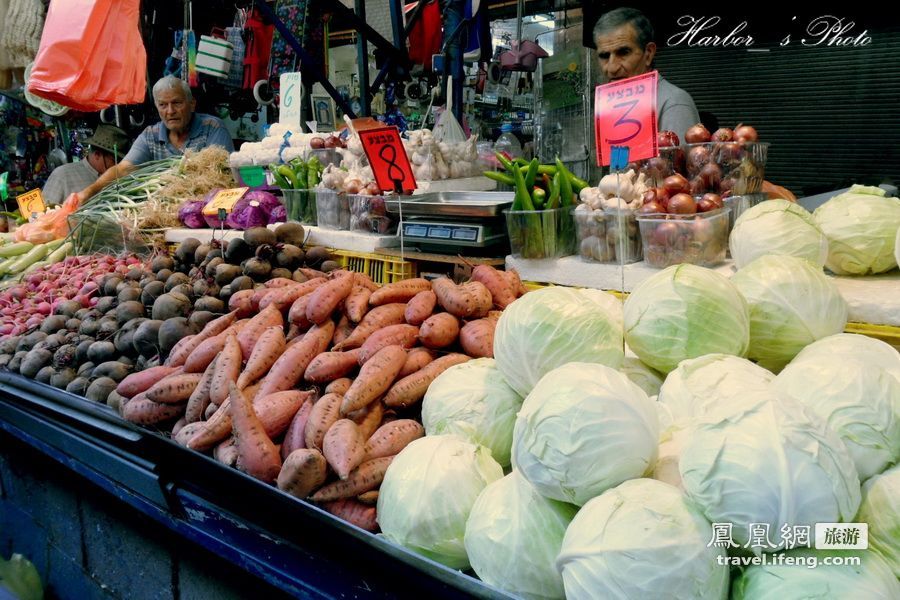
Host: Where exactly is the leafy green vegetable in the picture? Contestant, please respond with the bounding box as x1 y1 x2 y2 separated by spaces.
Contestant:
856 464 900 577
729 199 828 269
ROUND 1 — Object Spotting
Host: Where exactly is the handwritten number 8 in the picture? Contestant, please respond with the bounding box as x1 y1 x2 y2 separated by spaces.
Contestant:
607 99 641 144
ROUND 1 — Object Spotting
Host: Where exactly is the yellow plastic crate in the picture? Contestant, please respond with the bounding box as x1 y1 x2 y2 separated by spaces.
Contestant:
332 249 416 284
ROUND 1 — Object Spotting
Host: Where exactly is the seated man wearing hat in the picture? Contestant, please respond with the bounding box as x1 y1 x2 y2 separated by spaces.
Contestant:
42 124 131 206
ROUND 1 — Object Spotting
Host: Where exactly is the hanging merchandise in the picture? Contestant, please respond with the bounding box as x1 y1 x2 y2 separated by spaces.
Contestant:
463 0 492 63
243 6 275 90
0 0 44 69
27 0 147 111
499 0 548 72
405 0 441 68
0 0 11 89
196 30 234 79
268 0 311 81
224 10 247 89
184 2 199 87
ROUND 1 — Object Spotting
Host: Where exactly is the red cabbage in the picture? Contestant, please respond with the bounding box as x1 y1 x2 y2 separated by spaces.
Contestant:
244 190 281 214
226 197 270 230
268 204 287 224
178 200 207 228
201 188 227 228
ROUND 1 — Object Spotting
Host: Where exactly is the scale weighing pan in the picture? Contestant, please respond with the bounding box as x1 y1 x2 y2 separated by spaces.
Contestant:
385 191 513 218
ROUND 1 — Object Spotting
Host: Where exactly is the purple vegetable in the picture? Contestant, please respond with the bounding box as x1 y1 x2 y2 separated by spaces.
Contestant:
201 188 227 228
178 200 207 228
268 204 287 224
244 190 281 214
226 196 270 230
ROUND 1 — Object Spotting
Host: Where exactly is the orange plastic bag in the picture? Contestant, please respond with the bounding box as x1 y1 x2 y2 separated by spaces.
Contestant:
27 0 146 111
14 193 79 244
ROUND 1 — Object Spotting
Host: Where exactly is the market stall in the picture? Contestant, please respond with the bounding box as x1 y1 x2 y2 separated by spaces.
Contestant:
1 2 899 600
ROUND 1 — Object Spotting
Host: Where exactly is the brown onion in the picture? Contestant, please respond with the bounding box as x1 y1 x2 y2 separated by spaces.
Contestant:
700 162 722 188
689 177 706 195
685 124 711 144
642 190 659 205
310 137 326 149
734 124 758 143
344 179 362 194
663 173 690 195
365 182 382 195
652 221 680 246
697 198 718 213
712 128 734 142
688 145 711 169
668 193 697 214
324 136 340 148
639 200 665 214
658 130 680 147
701 192 724 209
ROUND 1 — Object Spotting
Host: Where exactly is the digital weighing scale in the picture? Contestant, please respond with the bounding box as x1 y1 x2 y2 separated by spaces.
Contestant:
385 192 513 253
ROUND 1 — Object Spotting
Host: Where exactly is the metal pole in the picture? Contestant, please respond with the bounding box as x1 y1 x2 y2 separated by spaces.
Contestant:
355 0 371 115
443 0 465 122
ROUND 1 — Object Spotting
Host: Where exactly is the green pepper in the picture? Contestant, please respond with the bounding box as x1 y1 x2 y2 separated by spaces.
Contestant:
524 158 539 190
308 163 320 188
495 151 516 174
513 157 529 167
555 158 574 207
483 171 515 186
512 162 530 211
570 175 589 192
269 164 290 189
547 173 561 209
532 187 546 208
277 165 299 189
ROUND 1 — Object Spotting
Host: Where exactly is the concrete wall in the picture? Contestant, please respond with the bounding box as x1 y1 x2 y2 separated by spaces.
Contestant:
0 433 291 600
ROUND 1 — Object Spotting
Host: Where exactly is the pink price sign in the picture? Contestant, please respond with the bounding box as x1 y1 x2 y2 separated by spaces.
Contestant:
594 71 659 167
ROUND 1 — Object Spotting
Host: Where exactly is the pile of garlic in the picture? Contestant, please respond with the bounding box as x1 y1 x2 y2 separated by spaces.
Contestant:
577 169 650 211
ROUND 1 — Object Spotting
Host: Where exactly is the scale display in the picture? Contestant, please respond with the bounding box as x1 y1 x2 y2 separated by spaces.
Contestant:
400 221 505 248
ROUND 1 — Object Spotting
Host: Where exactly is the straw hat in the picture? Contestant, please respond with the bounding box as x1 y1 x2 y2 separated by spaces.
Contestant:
84 124 131 156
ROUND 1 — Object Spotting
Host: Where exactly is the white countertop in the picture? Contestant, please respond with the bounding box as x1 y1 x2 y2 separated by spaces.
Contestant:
165 226 399 254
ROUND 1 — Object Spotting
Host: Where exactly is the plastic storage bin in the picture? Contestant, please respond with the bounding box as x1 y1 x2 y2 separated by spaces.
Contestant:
281 189 317 225
684 142 768 195
504 207 576 259
574 206 642 264
636 208 730 268
723 193 767 234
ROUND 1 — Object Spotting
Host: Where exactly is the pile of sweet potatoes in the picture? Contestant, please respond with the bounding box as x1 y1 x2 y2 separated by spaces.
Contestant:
114 264 526 531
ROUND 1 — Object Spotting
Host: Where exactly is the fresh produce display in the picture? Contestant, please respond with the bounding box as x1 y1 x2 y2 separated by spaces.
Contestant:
269 155 324 192
856 464 900 577
178 190 286 230
729 199 828 269
0 236 73 285
813 184 900 275
315 190 395 234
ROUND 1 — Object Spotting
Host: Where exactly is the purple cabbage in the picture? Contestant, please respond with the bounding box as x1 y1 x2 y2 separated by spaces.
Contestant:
268 204 287 224
178 200 207 228
226 196 270 230
201 188 226 228
244 190 281 214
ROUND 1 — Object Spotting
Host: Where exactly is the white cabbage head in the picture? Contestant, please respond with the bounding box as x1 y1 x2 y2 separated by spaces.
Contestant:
679 396 861 552
774 356 900 481
813 185 900 275
557 479 729 600
464 471 578 600
731 549 900 599
657 353 775 434
856 464 900 577
624 264 750 373
787 333 900 385
422 358 523 467
377 435 503 569
513 362 659 506
729 199 829 269
620 356 665 397
731 254 849 371
493 286 624 397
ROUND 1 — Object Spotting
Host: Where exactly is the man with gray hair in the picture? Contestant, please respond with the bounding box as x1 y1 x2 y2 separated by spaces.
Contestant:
76 76 234 203
594 7 700 142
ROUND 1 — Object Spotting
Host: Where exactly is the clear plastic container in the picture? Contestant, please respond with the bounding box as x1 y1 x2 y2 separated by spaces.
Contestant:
504 207 576 259
684 142 769 195
315 188 351 230
349 196 396 234
281 189 317 225
494 124 523 160
574 206 642 264
636 208 730 268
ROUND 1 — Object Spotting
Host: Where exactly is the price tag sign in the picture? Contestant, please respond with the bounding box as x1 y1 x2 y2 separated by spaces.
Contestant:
16 189 46 220
594 71 658 167
358 126 417 193
202 187 248 216
279 72 303 127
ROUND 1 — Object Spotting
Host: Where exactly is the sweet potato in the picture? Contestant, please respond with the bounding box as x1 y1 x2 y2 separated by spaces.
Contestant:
253 390 311 439
167 311 238 368
185 357 216 423
325 378 353 395
418 313 460 349
281 397 314 460
277 449 328 498
340 345 407 415
242 381 262 405
204 401 218 421
347 401 383 440
471 265 517 308
323 419 366 479
344 285 372 323
504 268 527 297
237 304 283 360
163 335 195 365
306 270 355 324
368 278 431 306
364 419 425 460
214 437 238 467
432 278 491 318
383 353 471 408
357 324 419 365
122 395 185 425
116 365 180 399
265 277 299 289
237 326 286 389
285 324 304 342
259 277 326 312
354 272 379 292
332 314 354 347
288 294 313 329
229 382 282 483
320 498 378 531
404 290 437 326
459 316 498 358
229 289 256 318
172 417 187 437
356 491 379 505
188 400 233 451
209 332 242 405
304 393 342 451
297 267 327 280
310 456 394 502
255 321 334 398
332 303 407 350
398 347 435 378
174 422 205 447
145 373 203 404
183 332 227 373
304 349 361 383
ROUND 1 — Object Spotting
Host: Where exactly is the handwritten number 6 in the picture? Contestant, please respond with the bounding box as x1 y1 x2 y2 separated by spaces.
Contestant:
607 99 641 144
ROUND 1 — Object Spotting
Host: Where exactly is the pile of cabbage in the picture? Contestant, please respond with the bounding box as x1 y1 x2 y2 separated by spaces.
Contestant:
178 189 286 230
374 283 900 600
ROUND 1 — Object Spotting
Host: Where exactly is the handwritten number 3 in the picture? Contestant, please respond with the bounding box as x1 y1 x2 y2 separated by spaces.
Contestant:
607 99 641 144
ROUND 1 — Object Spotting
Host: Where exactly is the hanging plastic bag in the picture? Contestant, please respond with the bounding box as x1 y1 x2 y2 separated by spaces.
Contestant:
432 76 467 144
13 192 78 244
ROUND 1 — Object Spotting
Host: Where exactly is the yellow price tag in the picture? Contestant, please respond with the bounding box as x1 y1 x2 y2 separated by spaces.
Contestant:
17 189 46 220
202 187 249 216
